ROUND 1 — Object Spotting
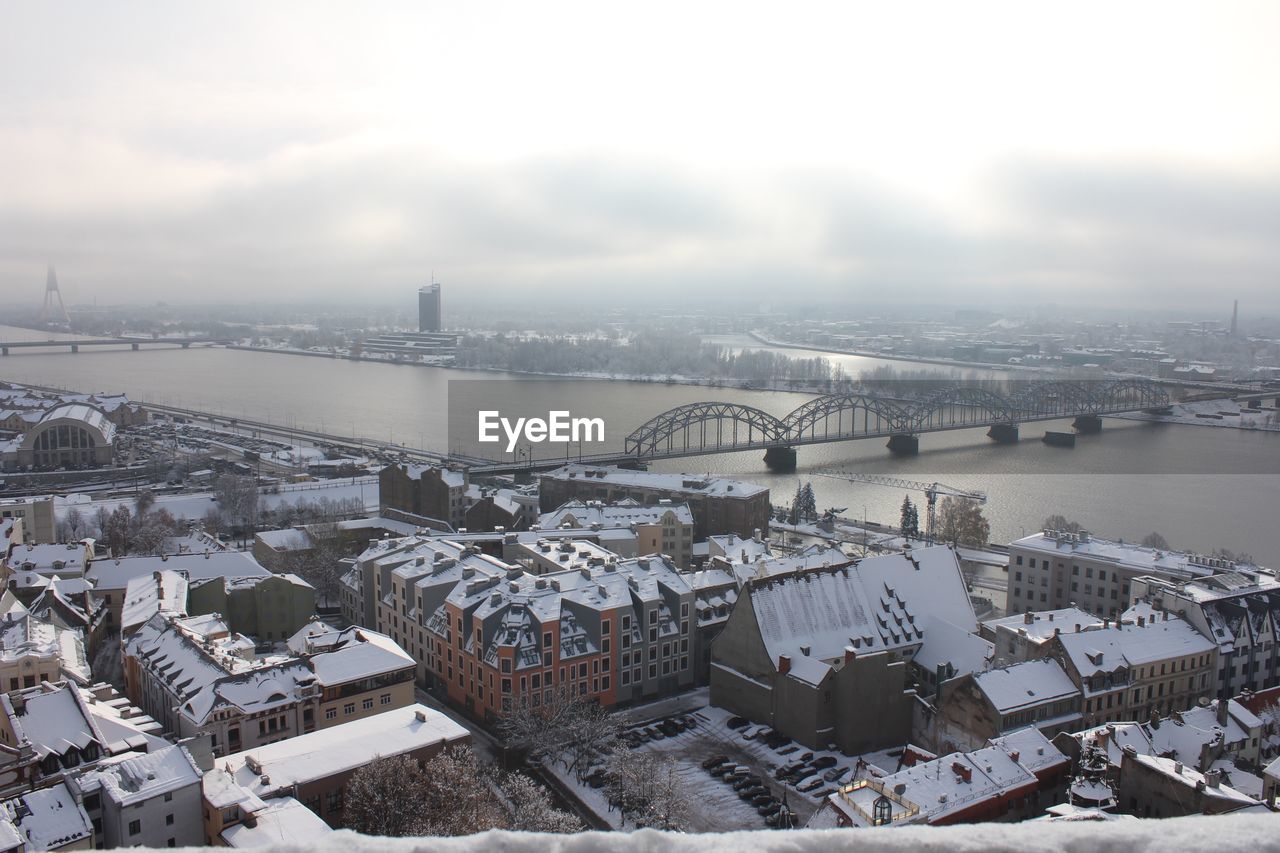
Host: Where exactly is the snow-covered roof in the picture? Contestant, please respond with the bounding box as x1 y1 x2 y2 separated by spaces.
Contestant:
80 743 202 807
220 704 469 796
747 545 976 669
974 660 1078 714
983 607 1102 644
121 569 189 634
305 627 415 685
221 797 333 847
537 499 695 531
1056 615 1215 678
0 783 92 850
4 542 87 575
987 727 1070 775
87 549 270 591
35 403 116 444
914 617 993 677
541 464 769 498
1128 753 1256 809
1012 530 1268 577
2 681 104 761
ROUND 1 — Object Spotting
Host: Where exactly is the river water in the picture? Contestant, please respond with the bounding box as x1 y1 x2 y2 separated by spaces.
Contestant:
1 326 1276 565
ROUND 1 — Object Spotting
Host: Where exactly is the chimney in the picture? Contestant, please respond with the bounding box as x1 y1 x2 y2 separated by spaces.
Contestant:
1216 700 1229 727
800 645 811 656
844 646 856 664
1024 611 1034 625
1137 616 1145 627
778 654 791 675
1206 769 1221 788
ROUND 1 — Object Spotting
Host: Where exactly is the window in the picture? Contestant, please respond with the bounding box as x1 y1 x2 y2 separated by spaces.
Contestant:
166 814 174 826
344 703 356 715
362 698 374 710
129 820 141 836
1016 555 1023 565
164 793 172 803
326 707 337 720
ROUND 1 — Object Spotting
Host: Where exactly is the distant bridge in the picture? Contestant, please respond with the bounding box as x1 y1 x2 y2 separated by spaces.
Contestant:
465 379 1171 474
0 337 231 355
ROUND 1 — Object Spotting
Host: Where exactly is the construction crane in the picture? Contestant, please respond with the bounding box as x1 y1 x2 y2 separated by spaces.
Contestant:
816 471 986 541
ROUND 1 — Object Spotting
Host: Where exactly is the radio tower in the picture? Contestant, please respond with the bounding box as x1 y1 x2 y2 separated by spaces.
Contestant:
41 265 71 326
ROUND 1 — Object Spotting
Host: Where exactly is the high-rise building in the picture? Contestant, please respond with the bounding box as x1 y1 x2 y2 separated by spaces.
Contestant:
419 282 441 331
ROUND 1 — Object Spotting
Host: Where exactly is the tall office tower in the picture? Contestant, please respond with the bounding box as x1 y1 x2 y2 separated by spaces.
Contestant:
1231 299 1238 336
41 265 71 325
419 282 441 332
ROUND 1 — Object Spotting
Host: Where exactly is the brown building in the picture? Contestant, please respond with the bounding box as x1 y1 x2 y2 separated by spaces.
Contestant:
538 465 769 540
379 464 468 529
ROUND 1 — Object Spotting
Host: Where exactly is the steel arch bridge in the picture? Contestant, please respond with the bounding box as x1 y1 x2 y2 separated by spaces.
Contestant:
622 378 1169 459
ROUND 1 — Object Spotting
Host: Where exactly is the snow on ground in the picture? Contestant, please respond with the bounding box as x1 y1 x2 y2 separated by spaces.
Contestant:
55 477 380 522
278 810 1276 852
1115 399 1280 432
549 689 910 834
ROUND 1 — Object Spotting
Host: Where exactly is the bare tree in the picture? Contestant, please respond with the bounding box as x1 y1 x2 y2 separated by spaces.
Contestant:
214 474 259 544
1042 514 1083 533
134 488 156 519
1141 531 1169 550
937 497 991 548
276 524 345 606
103 505 132 555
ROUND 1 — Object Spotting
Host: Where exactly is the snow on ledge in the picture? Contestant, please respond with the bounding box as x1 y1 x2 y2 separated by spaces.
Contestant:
156 813 1271 852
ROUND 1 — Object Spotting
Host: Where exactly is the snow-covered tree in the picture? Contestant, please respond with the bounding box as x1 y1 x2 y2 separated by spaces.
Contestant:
501 771 581 833
498 686 622 779
604 749 690 830
344 754 432 837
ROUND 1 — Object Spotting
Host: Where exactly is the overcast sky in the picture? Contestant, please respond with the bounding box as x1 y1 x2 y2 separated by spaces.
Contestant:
2 1 1279 313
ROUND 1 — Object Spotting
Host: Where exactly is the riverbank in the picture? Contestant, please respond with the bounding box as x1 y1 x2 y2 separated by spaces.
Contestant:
745 330 1054 374
226 343 852 395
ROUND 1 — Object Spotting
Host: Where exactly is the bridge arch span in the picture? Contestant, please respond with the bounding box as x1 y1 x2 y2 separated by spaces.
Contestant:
781 393 914 442
624 402 784 457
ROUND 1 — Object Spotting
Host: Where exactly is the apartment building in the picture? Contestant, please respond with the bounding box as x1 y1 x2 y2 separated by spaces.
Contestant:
69 743 207 849
538 465 770 540
710 546 978 754
1047 613 1217 728
426 552 696 719
379 463 468 529
931 659 1082 753
0 497 55 545
1006 528 1268 620
1129 571 1280 699
537 499 695 568
123 613 414 756
980 607 1103 665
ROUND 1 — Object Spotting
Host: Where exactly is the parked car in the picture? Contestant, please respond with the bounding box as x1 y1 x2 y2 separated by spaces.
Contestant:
682 715 699 729
810 756 838 770
758 801 782 817
701 755 729 770
733 775 762 791
710 764 736 778
797 777 824 793
727 716 750 730
646 726 665 740
751 793 775 807
739 785 768 801
776 745 798 756
799 752 814 763
822 766 849 783
660 719 681 736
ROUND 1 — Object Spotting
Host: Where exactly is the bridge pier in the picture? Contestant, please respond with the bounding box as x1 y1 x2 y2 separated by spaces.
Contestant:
1 347 7 356
70 344 78 353
132 342 140 350
1073 415 1103 434
987 423 1019 444
763 446 797 473
182 342 190 348
886 434 919 456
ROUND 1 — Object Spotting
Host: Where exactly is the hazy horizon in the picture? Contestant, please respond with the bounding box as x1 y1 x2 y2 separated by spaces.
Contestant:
3 2 1279 313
